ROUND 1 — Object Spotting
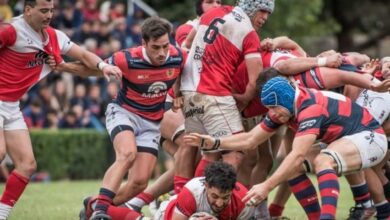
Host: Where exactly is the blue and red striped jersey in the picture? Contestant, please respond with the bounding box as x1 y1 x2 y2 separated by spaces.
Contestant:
106 45 187 121
260 87 383 143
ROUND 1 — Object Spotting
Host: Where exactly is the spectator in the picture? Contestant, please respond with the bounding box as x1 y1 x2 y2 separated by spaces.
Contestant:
82 0 100 22
43 109 60 129
70 83 90 110
59 110 81 129
23 98 45 129
50 79 70 117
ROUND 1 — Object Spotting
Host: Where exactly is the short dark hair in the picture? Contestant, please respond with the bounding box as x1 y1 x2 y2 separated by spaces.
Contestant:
141 16 172 42
256 67 281 94
195 0 204 16
205 161 236 193
24 0 52 8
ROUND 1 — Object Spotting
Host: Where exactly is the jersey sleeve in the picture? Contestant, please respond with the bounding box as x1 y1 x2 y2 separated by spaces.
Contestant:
259 113 284 132
55 30 74 55
174 187 197 217
295 105 327 137
0 24 16 49
175 24 193 47
242 31 261 58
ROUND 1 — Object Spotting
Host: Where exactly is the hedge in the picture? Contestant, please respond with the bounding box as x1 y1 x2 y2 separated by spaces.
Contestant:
30 130 114 180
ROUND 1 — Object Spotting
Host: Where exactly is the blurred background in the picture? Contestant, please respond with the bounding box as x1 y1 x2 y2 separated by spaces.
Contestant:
0 0 389 181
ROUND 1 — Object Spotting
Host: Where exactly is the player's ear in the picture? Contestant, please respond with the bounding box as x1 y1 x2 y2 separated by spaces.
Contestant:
142 39 146 47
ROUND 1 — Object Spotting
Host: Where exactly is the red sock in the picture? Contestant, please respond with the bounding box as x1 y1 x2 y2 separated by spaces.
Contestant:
137 192 154 205
194 159 211 177
173 176 190 194
268 203 284 217
0 171 29 207
107 205 141 220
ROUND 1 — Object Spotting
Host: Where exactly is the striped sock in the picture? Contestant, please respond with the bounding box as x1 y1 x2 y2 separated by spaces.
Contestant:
125 192 154 212
288 174 320 220
95 188 116 213
375 200 390 219
317 169 339 220
350 182 373 208
383 182 390 203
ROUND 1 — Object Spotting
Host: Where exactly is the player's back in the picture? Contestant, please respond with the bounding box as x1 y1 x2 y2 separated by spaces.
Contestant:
181 5 260 96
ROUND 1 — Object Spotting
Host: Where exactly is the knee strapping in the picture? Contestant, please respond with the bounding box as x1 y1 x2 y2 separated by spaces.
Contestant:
302 159 313 173
320 149 347 176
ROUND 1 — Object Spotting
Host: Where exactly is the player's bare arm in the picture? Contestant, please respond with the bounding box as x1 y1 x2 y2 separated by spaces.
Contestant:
64 43 122 81
274 53 343 75
183 124 275 151
243 134 316 206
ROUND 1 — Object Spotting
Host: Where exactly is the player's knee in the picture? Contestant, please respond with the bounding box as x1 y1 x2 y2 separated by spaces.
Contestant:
313 153 334 173
116 149 136 168
129 177 148 192
19 159 37 176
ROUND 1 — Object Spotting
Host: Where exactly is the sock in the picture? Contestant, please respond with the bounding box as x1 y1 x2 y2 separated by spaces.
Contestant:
107 205 141 220
95 188 116 213
288 174 320 220
173 176 190 194
383 182 390 203
194 159 211 177
350 182 373 208
317 169 339 220
268 203 284 218
375 200 390 219
126 192 154 211
0 171 29 207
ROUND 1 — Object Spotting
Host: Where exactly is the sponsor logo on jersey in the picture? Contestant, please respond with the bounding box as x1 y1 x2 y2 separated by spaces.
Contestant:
299 119 317 130
27 50 48 68
141 81 168 98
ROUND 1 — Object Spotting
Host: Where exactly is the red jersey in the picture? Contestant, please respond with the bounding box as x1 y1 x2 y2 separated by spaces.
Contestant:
180 5 261 96
0 16 73 102
164 177 254 220
175 19 199 47
260 87 383 143
233 61 268 117
107 45 187 121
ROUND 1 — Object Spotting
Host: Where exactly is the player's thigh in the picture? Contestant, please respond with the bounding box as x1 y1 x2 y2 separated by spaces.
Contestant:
321 131 387 173
4 129 35 167
160 109 185 141
129 152 157 184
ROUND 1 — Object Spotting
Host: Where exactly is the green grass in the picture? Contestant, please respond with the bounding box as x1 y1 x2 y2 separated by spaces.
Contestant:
0 176 355 220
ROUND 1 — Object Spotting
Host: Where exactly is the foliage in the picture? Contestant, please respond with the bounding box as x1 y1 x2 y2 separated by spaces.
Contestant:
30 130 113 180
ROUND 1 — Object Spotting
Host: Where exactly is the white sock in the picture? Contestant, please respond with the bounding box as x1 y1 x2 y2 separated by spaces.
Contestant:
0 202 12 220
125 197 144 210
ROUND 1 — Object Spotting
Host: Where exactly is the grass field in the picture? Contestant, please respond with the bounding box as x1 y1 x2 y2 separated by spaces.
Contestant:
0 176 356 220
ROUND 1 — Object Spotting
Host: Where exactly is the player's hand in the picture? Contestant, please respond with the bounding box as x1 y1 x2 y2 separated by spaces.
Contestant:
260 38 274 51
102 65 122 81
361 59 380 75
172 96 183 112
183 133 220 152
46 55 58 70
317 49 337 57
370 78 390 92
243 182 272 207
325 53 343 68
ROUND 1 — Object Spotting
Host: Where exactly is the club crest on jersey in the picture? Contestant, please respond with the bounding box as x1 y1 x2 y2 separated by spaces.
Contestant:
142 82 168 98
166 69 175 78
27 50 48 68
